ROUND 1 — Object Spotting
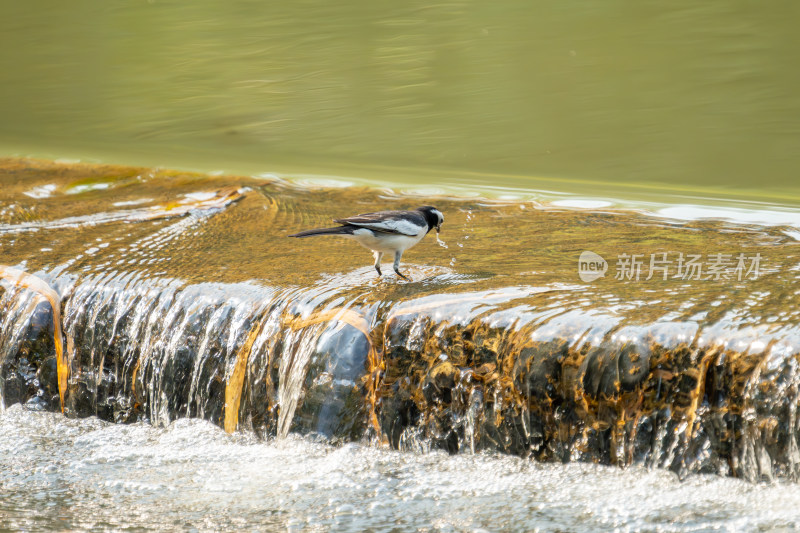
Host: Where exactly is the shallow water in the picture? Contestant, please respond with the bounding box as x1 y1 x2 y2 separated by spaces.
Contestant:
2 404 799 532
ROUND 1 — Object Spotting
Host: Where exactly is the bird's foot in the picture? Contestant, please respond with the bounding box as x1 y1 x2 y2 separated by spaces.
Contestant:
375 265 382 277
394 268 410 281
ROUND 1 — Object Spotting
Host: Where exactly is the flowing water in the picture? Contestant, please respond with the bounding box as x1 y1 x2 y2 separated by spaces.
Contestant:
3 2 800 530
1 158 800 530
3 404 800 532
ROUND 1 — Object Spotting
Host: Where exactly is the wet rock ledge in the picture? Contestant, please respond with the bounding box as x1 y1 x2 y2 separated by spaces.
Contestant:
1 157 800 482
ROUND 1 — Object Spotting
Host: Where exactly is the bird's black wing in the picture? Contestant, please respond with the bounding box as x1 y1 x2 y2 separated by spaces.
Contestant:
334 210 425 236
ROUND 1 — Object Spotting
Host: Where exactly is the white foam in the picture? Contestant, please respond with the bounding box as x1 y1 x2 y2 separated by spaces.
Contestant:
655 205 800 227
23 184 56 199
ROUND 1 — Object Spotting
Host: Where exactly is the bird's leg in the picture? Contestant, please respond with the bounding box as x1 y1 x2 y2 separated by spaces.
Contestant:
393 251 409 281
373 251 383 277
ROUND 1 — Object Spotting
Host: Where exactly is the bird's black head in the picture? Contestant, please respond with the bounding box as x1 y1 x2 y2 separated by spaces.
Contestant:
416 206 444 234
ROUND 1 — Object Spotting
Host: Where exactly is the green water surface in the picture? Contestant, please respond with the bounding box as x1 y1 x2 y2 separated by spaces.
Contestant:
1 1 799 205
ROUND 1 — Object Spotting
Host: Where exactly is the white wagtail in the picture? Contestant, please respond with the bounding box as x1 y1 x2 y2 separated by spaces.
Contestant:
289 206 444 280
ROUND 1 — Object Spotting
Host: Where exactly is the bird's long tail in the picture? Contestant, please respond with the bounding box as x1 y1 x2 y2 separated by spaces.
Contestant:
288 226 355 238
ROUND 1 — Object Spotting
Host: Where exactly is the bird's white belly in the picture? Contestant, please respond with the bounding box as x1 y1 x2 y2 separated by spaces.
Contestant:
348 229 424 254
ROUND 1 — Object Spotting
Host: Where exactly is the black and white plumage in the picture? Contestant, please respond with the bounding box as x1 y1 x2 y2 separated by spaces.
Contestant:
288 206 444 280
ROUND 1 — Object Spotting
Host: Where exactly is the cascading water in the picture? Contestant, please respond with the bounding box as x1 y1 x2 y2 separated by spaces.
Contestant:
2 158 800 485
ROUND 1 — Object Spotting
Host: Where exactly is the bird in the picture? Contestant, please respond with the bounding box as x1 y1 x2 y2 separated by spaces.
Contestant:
288 206 444 280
